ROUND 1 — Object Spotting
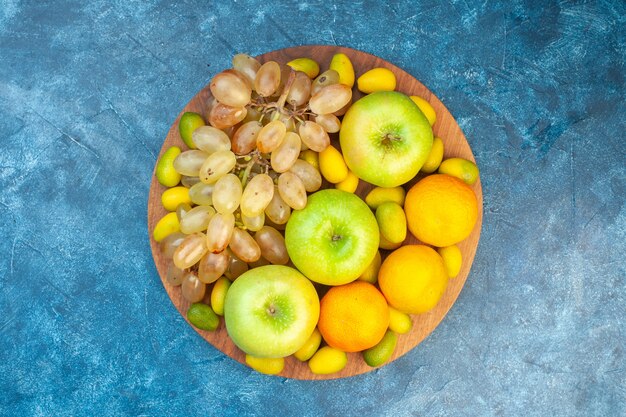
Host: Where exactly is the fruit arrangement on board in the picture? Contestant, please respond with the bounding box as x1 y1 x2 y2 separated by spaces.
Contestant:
150 49 481 377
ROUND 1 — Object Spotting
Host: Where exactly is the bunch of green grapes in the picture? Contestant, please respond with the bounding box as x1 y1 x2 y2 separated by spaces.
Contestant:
157 53 353 303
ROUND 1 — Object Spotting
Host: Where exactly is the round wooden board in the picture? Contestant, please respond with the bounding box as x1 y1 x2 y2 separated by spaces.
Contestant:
148 45 483 380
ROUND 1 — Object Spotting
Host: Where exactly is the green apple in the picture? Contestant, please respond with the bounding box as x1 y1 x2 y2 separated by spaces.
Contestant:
285 189 379 286
339 91 433 187
224 265 319 358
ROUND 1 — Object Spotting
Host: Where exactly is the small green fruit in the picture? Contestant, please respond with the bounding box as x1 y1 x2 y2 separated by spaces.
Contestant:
363 330 398 367
376 201 407 244
187 303 219 331
179 112 205 149
156 146 182 187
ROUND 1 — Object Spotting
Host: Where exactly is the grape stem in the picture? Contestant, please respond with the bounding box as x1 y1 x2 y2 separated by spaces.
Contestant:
240 156 257 188
237 150 269 188
248 70 313 127
275 70 296 111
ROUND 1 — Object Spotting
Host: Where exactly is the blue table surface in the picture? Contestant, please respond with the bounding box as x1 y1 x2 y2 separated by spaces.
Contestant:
1 1 624 416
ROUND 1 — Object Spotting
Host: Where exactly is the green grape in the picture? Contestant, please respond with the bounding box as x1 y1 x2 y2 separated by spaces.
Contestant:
181 271 206 303
206 212 235 253
240 174 274 217
270 132 301 173
192 126 231 153
160 232 187 259
181 175 201 188
256 120 286 153
289 159 322 192
298 121 330 152
199 150 236 184
166 263 186 286
197 250 229 284
264 185 291 225
173 150 209 176
173 233 209 269
254 61 281 97
273 63 293 98
189 182 214 206
286 71 312 107
241 211 265 232
175 202 192 222
309 84 352 115
209 102 247 129
179 205 215 234
254 226 289 265
232 53 261 86
224 249 248 280
311 69 340 95
213 173 242 214
210 69 252 107
313 113 341 133
229 228 261 263
232 121 261 155
277 172 307 210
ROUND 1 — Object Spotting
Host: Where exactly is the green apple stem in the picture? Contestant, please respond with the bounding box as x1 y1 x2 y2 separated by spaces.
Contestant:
267 304 276 315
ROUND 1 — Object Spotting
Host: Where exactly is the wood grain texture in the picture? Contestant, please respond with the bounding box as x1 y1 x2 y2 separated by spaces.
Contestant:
147 45 483 380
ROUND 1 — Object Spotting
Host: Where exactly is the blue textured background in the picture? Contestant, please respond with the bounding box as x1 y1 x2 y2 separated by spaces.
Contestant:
1 1 624 416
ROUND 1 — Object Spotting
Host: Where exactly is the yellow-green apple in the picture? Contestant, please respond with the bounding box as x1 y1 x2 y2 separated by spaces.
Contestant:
285 189 379 286
224 265 319 358
339 91 433 187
